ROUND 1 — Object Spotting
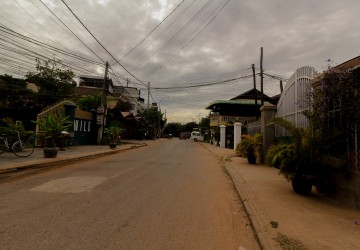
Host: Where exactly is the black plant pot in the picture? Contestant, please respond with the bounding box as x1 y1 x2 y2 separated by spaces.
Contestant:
247 153 256 164
292 175 312 195
43 147 59 158
109 143 117 149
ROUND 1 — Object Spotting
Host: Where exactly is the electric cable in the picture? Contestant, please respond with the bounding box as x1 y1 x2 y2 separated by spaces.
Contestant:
60 0 148 87
132 0 216 72
123 0 196 67
0 24 103 65
120 0 185 60
141 0 231 78
0 24 106 78
37 0 106 64
152 74 253 90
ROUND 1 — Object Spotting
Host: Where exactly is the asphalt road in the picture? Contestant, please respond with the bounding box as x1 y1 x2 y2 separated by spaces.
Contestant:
0 139 260 250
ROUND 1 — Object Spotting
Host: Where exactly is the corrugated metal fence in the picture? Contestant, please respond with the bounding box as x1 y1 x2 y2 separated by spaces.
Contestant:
243 66 359 172
275 66 315 136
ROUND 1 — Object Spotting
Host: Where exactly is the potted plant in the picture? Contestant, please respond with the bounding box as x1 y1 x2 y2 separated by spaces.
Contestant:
266 117 347 195
236 133 262 164
104 124 123 149
33 114 73 158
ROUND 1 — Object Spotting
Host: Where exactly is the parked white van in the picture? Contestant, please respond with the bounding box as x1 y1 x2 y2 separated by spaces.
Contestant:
190 131 204 142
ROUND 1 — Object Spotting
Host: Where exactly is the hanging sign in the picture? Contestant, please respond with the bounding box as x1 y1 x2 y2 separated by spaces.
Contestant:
96 114 103 125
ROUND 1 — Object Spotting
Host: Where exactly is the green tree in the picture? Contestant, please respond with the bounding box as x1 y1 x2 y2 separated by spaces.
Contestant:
183 122 198 132
0 74 40 129
78 95 101 111
141 107 163 125
199 116 210 134
139 107 164 139
26 59 76 109
309 66 360 135
198 116 210 142
163 122 182 137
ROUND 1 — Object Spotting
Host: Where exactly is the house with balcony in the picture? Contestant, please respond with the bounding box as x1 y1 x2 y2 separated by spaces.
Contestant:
205 88 279 147
109 85 145 115
76 76 145 115
206 88 278 127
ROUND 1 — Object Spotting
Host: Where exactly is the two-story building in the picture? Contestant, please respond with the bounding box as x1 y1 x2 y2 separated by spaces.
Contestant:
76 76 145 114
206 88 279 147
206 88 278 126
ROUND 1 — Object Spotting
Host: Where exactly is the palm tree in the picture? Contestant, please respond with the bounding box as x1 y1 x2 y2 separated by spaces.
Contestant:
236 133 262 164
266 117 347 195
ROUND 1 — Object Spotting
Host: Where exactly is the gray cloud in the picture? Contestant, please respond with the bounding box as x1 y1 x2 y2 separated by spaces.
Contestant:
1 0 359 123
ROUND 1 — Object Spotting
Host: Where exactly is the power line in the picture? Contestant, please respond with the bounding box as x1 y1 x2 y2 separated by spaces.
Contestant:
120 0 185 60
0 35 95 76
37 0 106 64
152 74 253 90
263 72 288 81
0 24 103 65
60 0 147 87
14 0 51 35
107 67 149 109
0 23 106 78
147 67 251 85
132 0 216 72
122 0 196 68
140 0 232 78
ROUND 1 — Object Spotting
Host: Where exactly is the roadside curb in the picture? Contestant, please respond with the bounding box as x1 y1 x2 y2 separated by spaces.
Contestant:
0 143 146 176
199 142 278 249
226 164 278 250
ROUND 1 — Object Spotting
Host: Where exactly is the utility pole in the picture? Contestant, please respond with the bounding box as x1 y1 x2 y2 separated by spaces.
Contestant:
126 78 129 87
97 61 109 144
146 82 150 139
147 82 150 110
252 64 258 106
260 47 264 106
280 80 283 93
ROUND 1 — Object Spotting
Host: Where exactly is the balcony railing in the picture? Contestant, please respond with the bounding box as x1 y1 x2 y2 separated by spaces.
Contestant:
209 115 244 126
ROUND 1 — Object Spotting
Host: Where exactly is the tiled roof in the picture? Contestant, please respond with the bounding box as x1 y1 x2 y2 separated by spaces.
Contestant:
75 86 103 96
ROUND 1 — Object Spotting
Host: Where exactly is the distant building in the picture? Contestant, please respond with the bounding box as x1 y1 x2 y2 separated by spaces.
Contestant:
76 76 145 115
109 85 145 115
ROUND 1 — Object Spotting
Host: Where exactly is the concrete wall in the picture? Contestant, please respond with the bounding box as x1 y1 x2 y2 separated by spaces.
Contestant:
334 172 360 209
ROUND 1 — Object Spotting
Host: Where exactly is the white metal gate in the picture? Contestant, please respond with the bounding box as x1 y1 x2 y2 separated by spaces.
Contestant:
275 66 316 136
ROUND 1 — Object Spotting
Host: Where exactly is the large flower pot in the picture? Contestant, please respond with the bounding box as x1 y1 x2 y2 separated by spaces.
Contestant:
292 175 312 195
43 147 59 158
109 143 117 149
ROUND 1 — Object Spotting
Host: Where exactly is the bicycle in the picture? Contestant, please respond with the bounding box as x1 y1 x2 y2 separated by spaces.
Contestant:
0 130 35 157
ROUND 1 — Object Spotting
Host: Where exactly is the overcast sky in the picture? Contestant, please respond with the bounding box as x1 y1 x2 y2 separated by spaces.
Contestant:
1 0 359 123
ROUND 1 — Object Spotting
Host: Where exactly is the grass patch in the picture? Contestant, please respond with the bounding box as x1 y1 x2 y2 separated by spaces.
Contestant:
270 220 278 228
224 157 232 162
274 233 308 250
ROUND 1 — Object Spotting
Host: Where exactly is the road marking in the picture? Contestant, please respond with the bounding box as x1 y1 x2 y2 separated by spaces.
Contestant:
111 167 134 179
29 176 107 193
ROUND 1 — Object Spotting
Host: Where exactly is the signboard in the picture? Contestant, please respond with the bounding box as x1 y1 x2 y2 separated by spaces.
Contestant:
96 114 103 125
97 106 104 113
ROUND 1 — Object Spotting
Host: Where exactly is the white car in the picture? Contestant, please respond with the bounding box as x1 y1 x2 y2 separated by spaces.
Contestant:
190 131 204 142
